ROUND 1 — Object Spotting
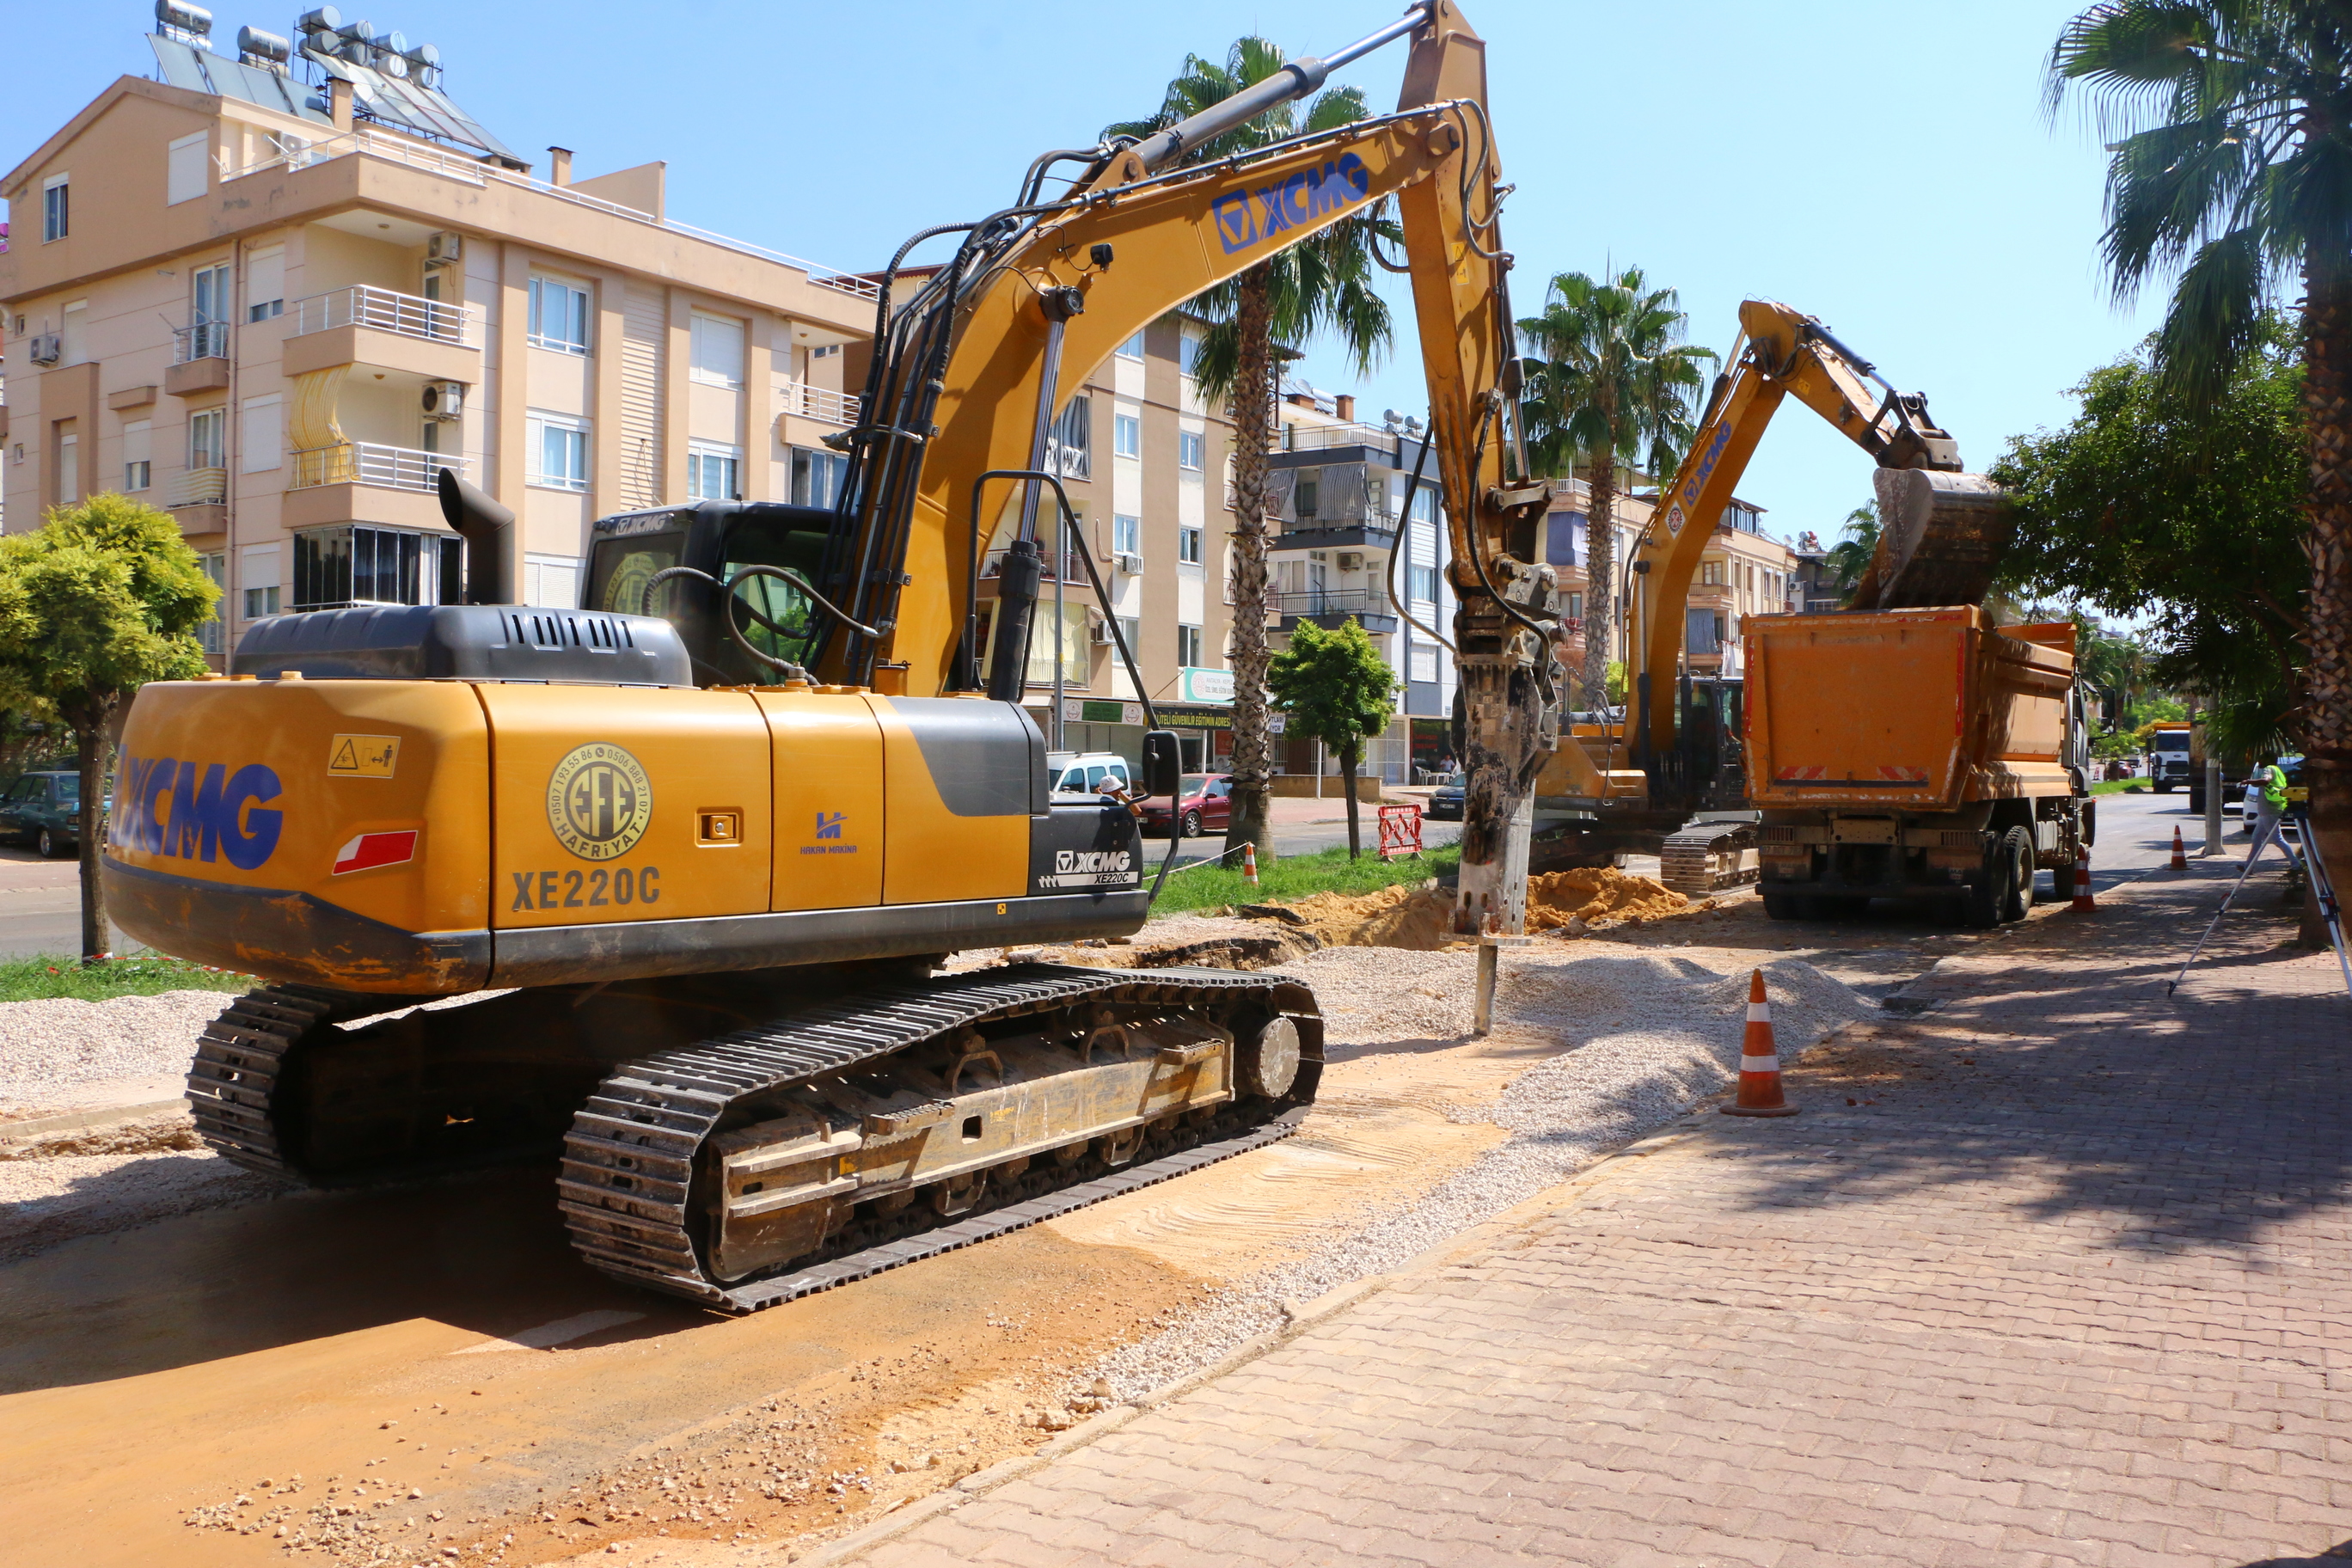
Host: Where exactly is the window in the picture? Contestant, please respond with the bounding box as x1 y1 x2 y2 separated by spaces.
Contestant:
240 394 283 473
293 526 462 610
528 276 591 354
690 312 745 389
688 441 741 501
167 132 210 205
1545 511 1583 568
1048 396 1090 478
1179 524 1204 565
1409 645 1438 683
1113 412 1141 459
1112 513 1141 555
199 554 225 654
1177 624 1203 668
1178 430 1205 472
790 446 848 508
1700 559 1726 586
247 246 285 322
122 420 152 492
1118 616 1142 653
526 410 590 491
61 300 88 365
1179 331 1202 377
56 432 78 505
189 407 227 470
244 543 281 619
1565 591 1584 621
1408 562 1438 604
42 175 66 242
524 553 581 609
1296 470 1320 518
1116 329 1145 361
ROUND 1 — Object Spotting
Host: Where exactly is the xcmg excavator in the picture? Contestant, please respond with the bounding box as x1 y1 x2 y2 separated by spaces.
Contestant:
105 1 1547 1311
1525 299 2020 895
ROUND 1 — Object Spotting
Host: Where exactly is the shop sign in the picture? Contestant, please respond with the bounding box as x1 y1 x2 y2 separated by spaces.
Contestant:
1179 667 1235 704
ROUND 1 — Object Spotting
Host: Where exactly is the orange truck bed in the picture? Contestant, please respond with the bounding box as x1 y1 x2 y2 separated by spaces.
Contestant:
1746 607 2078 809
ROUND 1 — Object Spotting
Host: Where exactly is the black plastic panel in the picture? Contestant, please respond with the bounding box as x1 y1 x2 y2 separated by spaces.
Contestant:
230 605 693 687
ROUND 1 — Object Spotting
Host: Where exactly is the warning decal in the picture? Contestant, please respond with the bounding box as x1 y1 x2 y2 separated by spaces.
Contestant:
328 735 401 779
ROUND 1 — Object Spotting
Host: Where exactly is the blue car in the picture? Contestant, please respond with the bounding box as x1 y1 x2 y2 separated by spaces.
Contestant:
1425 771 1466 821
0 770 93 858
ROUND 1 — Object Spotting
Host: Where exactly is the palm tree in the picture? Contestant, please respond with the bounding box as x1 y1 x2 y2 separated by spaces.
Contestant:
1106 40 1397 865
1517 269 1714 711
1824 504 1880 592
2049 2 2352 908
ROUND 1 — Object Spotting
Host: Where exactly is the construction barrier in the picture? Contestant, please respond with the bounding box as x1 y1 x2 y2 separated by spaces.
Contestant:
2070 849 2097 913
1377 803 1424 862
2170 827 2188 871
1721 969 1799 1118
1242 842 1259 886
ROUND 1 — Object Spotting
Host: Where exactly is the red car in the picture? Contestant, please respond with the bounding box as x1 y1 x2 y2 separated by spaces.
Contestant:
1140 774 1234 837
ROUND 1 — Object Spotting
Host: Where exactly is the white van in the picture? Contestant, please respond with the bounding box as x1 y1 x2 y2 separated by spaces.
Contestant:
1046 751 1132 799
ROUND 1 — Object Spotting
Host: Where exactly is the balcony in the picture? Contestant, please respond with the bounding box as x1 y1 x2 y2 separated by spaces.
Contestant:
222 127 880 304
285 285 481 383
170 467 228 507
1279 421 1407 457
167 322 232 396
1277 516 1396 552
1274 588 1398 634
286 444 469 531
786 382 861 427
291 285 477 346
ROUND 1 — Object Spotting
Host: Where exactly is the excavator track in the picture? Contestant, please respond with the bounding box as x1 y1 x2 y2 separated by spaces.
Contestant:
186 985 358 1179
1657 821 1760 897
559 964 1320 1312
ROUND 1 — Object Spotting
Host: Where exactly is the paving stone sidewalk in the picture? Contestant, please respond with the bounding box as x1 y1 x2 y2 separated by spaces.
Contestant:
831 861 2352 1567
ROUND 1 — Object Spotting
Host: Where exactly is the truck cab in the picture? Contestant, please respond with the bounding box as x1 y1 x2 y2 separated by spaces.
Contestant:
2149 723 2193 793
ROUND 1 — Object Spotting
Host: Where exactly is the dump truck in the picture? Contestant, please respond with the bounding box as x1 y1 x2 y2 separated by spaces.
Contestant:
1744 608 2092 924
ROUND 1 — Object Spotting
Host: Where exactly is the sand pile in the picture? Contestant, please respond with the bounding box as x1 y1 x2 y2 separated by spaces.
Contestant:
1526 867 1687 932
1285 884 1459 951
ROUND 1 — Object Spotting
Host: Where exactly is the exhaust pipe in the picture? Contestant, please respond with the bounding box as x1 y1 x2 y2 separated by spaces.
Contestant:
437 468 514 605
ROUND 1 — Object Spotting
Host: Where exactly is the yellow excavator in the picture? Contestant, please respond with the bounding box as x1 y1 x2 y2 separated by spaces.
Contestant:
1527 298 2011 891
105 1 1547 1310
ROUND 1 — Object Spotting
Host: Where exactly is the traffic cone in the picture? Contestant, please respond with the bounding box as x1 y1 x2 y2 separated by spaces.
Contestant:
1241 842 1259 886
1721 969 1799 1118
2069 849 2097 912
2170 827 2188 871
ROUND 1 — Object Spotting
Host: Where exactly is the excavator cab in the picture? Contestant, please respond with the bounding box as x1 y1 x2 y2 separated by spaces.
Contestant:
582 501 838 687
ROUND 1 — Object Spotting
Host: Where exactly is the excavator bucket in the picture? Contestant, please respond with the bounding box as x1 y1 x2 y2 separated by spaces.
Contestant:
1847 469 2014 610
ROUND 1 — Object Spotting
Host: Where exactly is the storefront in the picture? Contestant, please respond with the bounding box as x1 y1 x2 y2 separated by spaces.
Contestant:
1054 671 1271 775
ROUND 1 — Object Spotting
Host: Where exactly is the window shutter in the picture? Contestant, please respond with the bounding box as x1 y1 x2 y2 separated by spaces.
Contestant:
168 132 210 205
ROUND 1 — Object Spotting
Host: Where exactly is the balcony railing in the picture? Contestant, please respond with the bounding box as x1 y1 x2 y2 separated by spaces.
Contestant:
172 321 230 364
1275 589 1398 622
1281 421 1406 456
291 285 479 346
170 467 228 507
289 444 469 493
786 382 861 427
223 127 881 303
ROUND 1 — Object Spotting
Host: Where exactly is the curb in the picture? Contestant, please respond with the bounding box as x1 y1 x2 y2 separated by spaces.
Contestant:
0 1098 187 1143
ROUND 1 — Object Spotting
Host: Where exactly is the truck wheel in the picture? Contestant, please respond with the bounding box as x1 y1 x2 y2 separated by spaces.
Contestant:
1761 891 1804 921
2154 782 2173 794
2000 827 2034 922
1963 841 2006 928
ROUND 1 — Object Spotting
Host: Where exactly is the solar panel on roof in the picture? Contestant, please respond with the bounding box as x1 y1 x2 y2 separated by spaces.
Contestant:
150 34 329 123
304 46 518 162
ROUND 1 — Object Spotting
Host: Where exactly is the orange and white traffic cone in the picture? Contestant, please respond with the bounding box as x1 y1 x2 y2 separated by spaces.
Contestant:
2170 827 2188 872
2069 849 2097 912
1241 842 1259 886
1721 969 1799 1118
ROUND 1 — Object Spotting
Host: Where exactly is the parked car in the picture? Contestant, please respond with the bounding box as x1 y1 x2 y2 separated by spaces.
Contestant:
1140 774 1233 837
0 770 91 858
1425 771 1467 821
1045 750 1133 800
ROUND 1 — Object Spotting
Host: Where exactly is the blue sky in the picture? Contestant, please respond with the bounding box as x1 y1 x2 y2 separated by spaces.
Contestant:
8 0 2167 550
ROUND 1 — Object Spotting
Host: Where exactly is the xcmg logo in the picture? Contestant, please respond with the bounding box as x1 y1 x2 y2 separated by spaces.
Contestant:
113 756 285 871
1210 153 1371 256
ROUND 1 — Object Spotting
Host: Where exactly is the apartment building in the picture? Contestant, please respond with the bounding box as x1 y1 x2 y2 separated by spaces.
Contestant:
976 316 1241 775
0 9 873 657
1540 478 1798 684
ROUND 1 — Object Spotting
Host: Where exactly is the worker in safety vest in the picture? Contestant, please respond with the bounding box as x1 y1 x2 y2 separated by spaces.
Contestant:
2249 755 2289 859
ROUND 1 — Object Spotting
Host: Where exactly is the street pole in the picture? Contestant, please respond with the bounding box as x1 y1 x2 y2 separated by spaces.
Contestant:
2203 756 2223 855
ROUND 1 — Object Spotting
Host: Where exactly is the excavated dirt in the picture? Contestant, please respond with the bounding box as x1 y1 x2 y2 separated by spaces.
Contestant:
1526 867 1692 932
1283 883 1459 950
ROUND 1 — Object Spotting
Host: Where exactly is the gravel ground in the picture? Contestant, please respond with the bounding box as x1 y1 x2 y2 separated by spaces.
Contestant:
0 1143 290 1263
1073 940 1894 1403
0 990 224 1112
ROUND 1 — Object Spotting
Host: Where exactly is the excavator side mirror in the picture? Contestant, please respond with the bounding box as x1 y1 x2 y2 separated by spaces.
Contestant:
1142 730 1183 798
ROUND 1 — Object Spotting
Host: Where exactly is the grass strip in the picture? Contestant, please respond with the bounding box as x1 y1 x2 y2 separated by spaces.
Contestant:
0 953 257 1002
2090 779 2157 795
1148 841 1461 917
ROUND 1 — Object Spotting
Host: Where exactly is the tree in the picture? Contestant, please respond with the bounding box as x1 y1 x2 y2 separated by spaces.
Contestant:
1267 616 1397 859
1823 504 1880 592
1107 40 1398 870
0 494 217 961
1517 268 1715 710
1990 321 2308 755
2049 2 2352 913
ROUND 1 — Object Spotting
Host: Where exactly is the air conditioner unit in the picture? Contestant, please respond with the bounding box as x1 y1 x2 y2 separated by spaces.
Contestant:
421 381 465 421
1337 551 1365 572
1088 617 1114 646
1113 551 1143 575
28 334 61 366
426 231 462 265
